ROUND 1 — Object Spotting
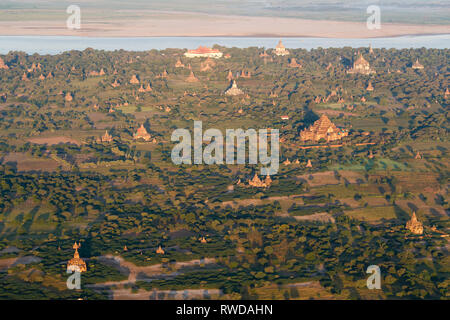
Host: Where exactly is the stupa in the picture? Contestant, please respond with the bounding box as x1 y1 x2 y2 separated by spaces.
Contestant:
248 174 272 188
186 70 199 82
65 92 73 102
67 242 87 273
289 58 302 68
406 212 424 235
306 159 313 168
225 80 244 96
412 58 424 70
130 74 139 84
299 115 349 142
100 130 113 143
366 81 374 91
156 246 165 254
175 58 185 68
274 40 290 56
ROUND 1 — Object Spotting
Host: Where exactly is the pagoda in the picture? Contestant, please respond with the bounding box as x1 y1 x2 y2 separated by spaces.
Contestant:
100 130 113 143
133 124 152 141
248 173 272 188
289 58 302 68
414 151 422 159
299 114 349 142
347 52 375 75
145 83 152 92
65 92 73 102
0 57 9 70
67 242 87 273
156 246 165 254
129 74 139 84
175 58 185 68
274 40 290 56
225 80 244 96
366 81 374 91
411 58 424 70
186 70 199 82
406 212 424 235
111 79 120 88
306 159 313 168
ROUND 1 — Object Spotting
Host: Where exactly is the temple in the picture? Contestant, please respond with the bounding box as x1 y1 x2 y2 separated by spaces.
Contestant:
175 58 185 68
130 74 140 84
186 70 199 82
100 130 112 142
347 52 375 75
65 92 73 102
248 173 272 188
156 245 165 254
274 40 290 56
289 58 302 68
184 46 223 59
133 124 152 141
299 115 349 142
406 212 424 235
67 242 87 273
412 58 424 70
225 80 244 96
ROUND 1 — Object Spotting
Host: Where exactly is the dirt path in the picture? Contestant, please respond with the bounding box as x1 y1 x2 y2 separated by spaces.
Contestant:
111 288 222 300
91 255 217 287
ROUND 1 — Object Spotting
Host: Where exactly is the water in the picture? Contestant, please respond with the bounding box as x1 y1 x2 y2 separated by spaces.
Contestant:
0 35 448 55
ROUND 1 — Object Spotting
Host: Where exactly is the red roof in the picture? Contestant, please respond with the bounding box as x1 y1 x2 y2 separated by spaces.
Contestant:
187 46 221 54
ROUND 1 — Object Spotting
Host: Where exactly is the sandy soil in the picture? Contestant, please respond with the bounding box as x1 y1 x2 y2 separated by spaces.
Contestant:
292 212 335 223
297 171 341 187
0 12 449 38
2 152 61 171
